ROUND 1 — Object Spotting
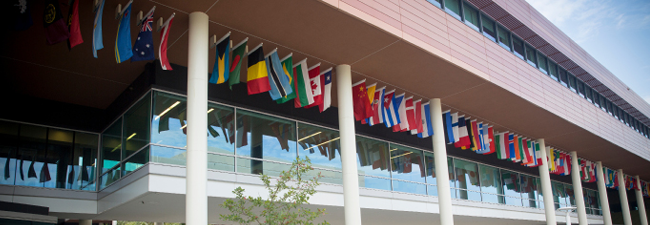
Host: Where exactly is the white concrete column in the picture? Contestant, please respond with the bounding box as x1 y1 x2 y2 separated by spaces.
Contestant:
335 65 362 225
430 99 454 225
636 175 649 225
186 11 209 225
570 152 588 225
596 161 613 225
79 220 92 225
112 221 117 225
537 140 556 225
618 169 633 225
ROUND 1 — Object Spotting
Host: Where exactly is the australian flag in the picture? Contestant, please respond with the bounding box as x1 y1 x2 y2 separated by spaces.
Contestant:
132 7 155 62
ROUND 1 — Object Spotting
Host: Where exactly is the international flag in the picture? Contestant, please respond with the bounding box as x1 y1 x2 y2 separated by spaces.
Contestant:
92 0 105 58
362 83 377 124
67 0 83 49
535 142 543 166
43 0 69 45
411 100 423 135
418 102 433 138
132 7 155 62
246 43 270 95
405 97 417 133
485 126 495 154
477 122 486 151
321 68 332 112
12 0 33 31
115 1 133 63
159 13 174 70
477 123 491 154
370 87 386 126
548 148 556 173
276 54 295 104
209 32 230 84
265 50 293 100
293 59 314 107
508 134 515 161
455 115 470 149
495 132 507 159
304 64 322 109
521 138 531 165
451 113 460 143
382 90 397 128
352 79 372 121
465 119 476 150
443 111 454 143
229 38 248 88
392 94 406 132
512 135 521 162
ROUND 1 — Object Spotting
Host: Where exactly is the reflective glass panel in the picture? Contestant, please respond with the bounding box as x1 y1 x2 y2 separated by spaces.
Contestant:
102 119 122 174
45 128 74 189
453 159 481 201
207 103 235 154
237 158 291 177
150 145 186 166
99 165 121 189
427 0 441 7
123 92 151 159
549 63 559 81
207 153 234 172
479 164 502 195
538 52 548 74
565 184 575 206
355 136 390 178
520 174 539 208
424 153 456 189
0 121 19 186
15 125 47 187
513 38 525 59
298 123 340 170
501 170 520 196
360 175 391 191
552 181 568 208
72 132 98 191
123 146 148 175
463 3 479 30
497 26 511 50
444 0 461 18
578 81 586 98
151 92 187 148
481 15 496 41
390 144 425 194
236 110 297 175
569 74 577 92
525 45 537 67
560 69 568 87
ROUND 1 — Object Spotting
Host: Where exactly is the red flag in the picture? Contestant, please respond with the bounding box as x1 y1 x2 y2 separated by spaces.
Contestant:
159 14 174 70
405 97 417 133
411 100 423 135
67 0 83 49
305 65 323 109
486 126 496 154
352 79 372 121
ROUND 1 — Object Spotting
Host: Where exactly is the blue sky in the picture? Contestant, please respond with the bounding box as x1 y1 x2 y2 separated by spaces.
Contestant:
526 0 650 103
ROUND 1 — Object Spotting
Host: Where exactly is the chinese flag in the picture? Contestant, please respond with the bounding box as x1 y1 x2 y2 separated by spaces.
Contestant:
352 79 372 121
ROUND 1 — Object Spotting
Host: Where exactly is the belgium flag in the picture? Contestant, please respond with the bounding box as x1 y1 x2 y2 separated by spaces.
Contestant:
246 43 271 95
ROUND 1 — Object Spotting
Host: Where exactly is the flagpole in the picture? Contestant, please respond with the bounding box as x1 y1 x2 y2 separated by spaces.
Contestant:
595 161 613 225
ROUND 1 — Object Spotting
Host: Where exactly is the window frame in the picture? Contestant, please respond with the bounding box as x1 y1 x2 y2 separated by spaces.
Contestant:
525 44 537 67
497 25 511 51
462 2 480 31
512 36 525 60
481 13 497 42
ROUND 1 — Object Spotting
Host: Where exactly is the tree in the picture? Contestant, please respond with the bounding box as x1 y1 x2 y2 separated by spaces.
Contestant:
220 157 329 225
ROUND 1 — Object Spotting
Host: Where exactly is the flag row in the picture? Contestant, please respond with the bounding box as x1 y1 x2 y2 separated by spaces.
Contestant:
351 81 434 138
209 32 333 112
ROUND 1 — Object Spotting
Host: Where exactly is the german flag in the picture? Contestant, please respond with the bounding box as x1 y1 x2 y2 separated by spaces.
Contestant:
246 43 270 95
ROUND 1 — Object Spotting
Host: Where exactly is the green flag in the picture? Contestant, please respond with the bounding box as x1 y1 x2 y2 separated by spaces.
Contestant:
293 58 314 107
276 53 296 104
229 38 248 89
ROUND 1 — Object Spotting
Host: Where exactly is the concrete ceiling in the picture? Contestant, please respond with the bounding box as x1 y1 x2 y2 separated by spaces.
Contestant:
1 0 649 179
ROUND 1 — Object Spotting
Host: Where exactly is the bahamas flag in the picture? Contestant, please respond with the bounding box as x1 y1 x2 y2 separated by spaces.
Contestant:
115 1 133 63
276 54 295 104
265 50 293 100
210 33 230 84
246 43 270 95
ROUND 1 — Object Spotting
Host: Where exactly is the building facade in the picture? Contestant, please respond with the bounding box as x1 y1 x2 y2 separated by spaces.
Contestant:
1 0 649 224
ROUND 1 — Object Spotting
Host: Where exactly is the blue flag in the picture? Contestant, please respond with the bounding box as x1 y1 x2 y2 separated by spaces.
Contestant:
418 103 433 138
266 50 293 100
210 33 230 84
132 7 155 62
115 1 133 63
92 0 105 58
444 111 454 143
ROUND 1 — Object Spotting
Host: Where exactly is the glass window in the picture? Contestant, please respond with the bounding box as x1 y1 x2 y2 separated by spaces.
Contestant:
525 45 537 67
45 128 74 189
585 87 593 103
356 136 391 191
537 52 548 74
606 101 613 115
207 103 235 154
520 174 540 208
577 81 586 98
512 37 525 60
453 159 481 201
497 26 511 50
594 93 601 108
152 92 187 148
236 110 297 174
101 119 122 175
123 92 151 159
549 62 559 81
15 125 47 188
463 3 479 30
123 146 148 175
427 0 442 8
552 182 569 209
0 121 19 186
99 163 121 189
72 132 98 191
481 15 496 41
568 73 577 93
501 170 522 206
444 0 461 19
390 144 426 195
565 184 575 207
299 123 341 170
559 69 568 87
600 95 607 111
424 152 456 197
479 164 503 204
